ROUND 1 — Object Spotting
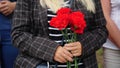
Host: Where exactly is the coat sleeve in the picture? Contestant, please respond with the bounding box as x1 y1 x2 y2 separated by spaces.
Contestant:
11 0 59 62
77 0 108 58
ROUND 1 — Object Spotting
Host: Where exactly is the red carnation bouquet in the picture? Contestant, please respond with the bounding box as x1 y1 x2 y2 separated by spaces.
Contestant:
50 8 86 68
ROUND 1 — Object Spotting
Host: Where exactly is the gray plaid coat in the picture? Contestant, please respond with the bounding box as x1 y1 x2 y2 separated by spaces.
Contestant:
11 0 108 68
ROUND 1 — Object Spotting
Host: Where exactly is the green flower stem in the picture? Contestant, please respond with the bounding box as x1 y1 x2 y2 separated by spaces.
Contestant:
61 29 78 68
67 61 71 68
61 29 69 42
74 57 78 68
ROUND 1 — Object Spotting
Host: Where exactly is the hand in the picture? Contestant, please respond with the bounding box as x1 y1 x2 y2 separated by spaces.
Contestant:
0 1 16 16
63 42 82 57
54 46 73 63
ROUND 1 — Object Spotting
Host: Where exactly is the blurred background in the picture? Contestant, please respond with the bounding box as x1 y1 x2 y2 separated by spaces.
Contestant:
97 48 103 68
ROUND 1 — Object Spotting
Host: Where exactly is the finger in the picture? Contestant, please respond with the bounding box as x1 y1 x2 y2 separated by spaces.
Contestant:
54 46 67 63
54 51 67 63
64 42 81 49
3 11 11 16
64 43 76 47
2 9 10 15
0 1 6 4
73 53 81 57
54 56 66 63
71 50 78 54
0 5 6 10
0 2 7 8
71 50 82 56
61 52 73 62
0 6 8 12
2 11 8 15
63 48 73 57
62 49 73 62
57 55 67 63
64 46 77 51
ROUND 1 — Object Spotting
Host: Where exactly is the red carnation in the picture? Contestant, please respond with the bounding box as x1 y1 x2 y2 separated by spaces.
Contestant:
69 11 86 34
50 14 69 30
57 8 71 16
50 8 86 33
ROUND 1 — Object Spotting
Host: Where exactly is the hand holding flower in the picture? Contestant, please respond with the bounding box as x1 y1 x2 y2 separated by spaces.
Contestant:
63 42 82 57
54 46 73 63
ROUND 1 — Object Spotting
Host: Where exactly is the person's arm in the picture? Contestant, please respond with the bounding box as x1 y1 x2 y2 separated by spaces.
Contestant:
0 0 16 16
101 0 120 48
11 0 59 62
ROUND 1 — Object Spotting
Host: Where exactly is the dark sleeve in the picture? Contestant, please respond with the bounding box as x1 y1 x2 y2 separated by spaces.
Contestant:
11 0 59 62
77 0 108 58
